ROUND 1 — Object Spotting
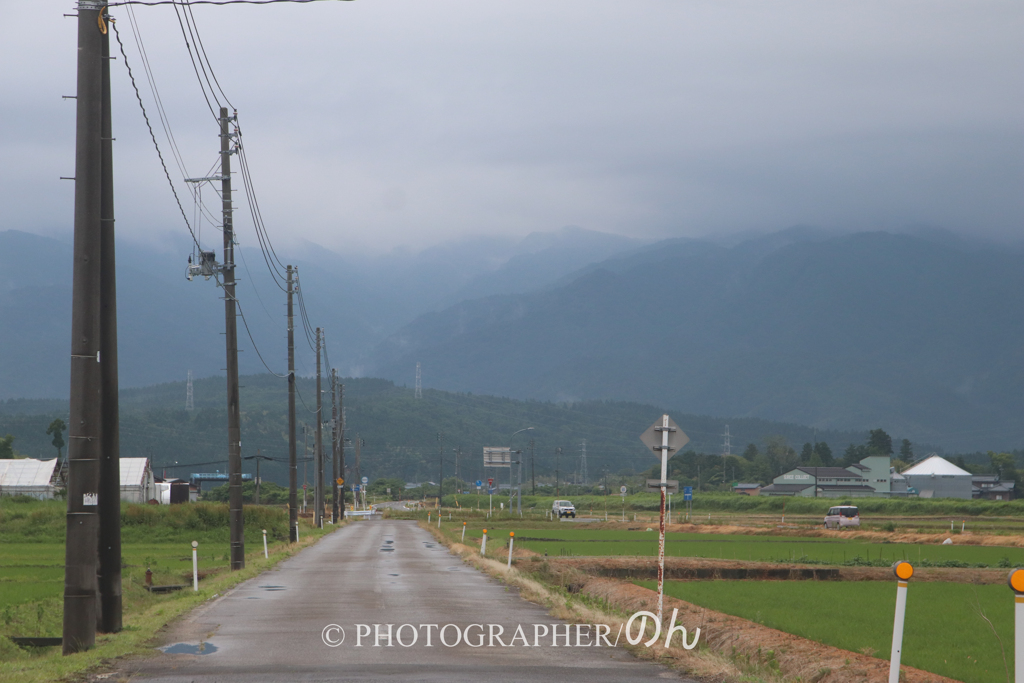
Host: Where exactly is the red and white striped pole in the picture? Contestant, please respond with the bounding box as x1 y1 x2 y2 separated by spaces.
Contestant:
889 561 914 683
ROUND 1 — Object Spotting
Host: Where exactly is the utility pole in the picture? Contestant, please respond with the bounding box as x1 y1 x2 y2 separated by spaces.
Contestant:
244 452 272 505
186 370 194 411
415 361 422 399
314 328 323 527
331 369 339 524
215 105 245 570
64 0 107 654
338 384 345 520
97 9 121 635
287 266 297 541
302 423 308 514
555 447 561 497
453 446 461 493
355 435 362 491
437 432 444 508
530 439 535 495
579 440 587 486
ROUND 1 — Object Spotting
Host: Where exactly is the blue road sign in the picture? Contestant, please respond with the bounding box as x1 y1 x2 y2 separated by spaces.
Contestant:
353 485 360 492
488 487 496 495
683 486 693 501
475 480 483 487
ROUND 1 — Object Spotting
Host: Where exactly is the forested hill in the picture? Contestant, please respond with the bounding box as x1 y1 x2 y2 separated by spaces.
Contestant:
1 374 870 486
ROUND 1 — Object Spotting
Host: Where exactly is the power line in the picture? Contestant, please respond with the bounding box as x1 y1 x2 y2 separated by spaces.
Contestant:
111 0 354 6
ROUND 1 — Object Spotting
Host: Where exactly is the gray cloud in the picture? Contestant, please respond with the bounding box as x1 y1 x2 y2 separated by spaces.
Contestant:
2 0 1021 252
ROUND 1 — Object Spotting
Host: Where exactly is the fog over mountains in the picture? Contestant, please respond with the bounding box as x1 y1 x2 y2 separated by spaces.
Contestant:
2 226 1020 452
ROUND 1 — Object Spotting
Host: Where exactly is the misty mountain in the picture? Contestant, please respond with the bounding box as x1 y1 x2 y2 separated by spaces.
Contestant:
0 226 640 399
366 230 1024 452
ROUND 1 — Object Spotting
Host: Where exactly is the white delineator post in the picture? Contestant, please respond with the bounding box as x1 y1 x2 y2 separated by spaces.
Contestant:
191 541 199 592
889 561 914 683
481 529 488 556
262 529 268 559
1009 569 1024 683
462 522 466 543
508 532 515 568
657 414 670 625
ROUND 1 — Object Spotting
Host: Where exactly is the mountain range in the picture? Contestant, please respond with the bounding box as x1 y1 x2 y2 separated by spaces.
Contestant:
2 226 1020 452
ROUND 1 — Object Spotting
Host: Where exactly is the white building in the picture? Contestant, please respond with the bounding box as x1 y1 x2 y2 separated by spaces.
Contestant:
901 455 973 499
0 459 58 499
120 458 155 503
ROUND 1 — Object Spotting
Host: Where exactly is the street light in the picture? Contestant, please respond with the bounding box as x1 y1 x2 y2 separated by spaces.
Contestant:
510 427 534 516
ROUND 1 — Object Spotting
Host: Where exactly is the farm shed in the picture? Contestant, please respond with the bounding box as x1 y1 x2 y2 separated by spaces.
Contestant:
120 458 155 503
0 459 58 499
902 455 972 499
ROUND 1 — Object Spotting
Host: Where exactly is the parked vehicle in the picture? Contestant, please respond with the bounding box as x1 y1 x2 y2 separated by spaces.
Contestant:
552 500 576 518
824 505 860 529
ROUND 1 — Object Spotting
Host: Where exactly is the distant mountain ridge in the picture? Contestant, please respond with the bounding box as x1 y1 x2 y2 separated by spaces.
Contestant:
366 230 1024 452
0 226 641 399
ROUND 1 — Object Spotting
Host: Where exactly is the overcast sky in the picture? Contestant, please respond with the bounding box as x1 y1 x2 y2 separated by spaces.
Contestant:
2 1 1021 253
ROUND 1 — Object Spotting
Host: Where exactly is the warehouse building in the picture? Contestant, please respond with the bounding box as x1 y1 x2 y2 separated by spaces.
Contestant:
901 455 973 499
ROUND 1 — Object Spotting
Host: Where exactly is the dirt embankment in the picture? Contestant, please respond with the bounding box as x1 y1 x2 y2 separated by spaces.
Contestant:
535 555 1009 585
583 519 1024 547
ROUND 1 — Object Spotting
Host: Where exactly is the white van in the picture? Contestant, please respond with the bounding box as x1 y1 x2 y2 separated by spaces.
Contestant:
552 500 576 518
824 505 860 529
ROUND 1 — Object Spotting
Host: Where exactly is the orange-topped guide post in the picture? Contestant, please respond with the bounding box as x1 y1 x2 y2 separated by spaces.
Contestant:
889 561 914 683
1008 568 1024 682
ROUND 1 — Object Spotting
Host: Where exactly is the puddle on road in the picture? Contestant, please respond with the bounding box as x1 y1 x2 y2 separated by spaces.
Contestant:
259 585 286 591
160 642 218 656
379 547 395 552
388 573 399 576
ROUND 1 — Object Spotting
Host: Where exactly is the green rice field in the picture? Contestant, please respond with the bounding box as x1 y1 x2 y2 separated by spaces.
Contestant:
640 579 1013 683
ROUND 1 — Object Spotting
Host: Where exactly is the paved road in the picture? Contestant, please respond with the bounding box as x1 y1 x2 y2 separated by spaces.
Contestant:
118 519 685 682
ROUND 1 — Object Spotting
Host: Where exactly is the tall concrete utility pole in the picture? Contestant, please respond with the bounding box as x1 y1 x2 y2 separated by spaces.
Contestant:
287 266 297 541
338 383 345 520
529 439 535 495
354 435 361 491
186 370 194 411
331 369 339 524
314 328 323 527
437 432 444 508
221 106 244 570
63 0 107 654
97 10 122 635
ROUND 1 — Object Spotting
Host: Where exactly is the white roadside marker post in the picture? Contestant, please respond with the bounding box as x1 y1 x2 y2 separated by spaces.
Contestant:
462 522 466 543
263 529 268 559
1009 568 1024 683
191 541 199 592
889 561 914 683
438 514 441 529
481 529 488 556
508 532 515 568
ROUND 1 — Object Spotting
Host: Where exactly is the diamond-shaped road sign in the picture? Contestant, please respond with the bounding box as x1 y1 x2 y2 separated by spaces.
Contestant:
639 415 689 457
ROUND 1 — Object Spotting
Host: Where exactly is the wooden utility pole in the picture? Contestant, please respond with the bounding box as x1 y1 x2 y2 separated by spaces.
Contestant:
97 3 121 635
338 384 345 520
220 106 244 570
529 439 535 495
287 266 297 540
64 0 107 654
437 432 444 508
314 328 323 527
331 369 339 523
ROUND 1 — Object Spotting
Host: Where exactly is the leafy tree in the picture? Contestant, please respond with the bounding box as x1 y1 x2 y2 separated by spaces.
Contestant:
46 418 66 459
899 439 913 461
0 434 15 459
990 451 1018 483
764 436 798 475
742 443 759 461
813 441 834 465
867 429 893 456
842 443 868 467
890 459 909 473
800 443 813 463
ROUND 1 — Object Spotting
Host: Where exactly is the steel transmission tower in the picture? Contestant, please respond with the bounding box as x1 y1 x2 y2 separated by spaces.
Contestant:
185 370 194 411
579 440 588 486
721 425 732 457
415 362 422 399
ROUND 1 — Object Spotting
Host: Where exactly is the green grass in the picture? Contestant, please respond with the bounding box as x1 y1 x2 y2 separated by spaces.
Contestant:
638 579 1012 683
0 496 342 682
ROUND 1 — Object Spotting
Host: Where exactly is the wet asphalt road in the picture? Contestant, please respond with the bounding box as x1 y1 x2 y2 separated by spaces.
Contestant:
119 519 686 682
